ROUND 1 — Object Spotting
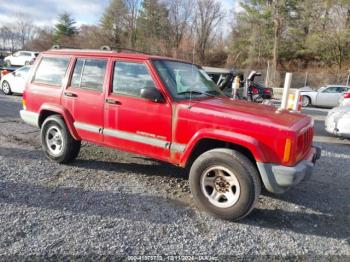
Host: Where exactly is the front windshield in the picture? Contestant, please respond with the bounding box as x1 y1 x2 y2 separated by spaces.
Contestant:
153 60 223 100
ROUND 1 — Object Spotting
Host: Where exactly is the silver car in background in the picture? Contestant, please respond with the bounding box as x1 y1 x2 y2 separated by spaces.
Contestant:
325 106 350 139
301 85 350 108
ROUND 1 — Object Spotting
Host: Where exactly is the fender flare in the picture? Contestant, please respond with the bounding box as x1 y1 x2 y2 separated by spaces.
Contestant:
180 128 267 166
39 103 80 140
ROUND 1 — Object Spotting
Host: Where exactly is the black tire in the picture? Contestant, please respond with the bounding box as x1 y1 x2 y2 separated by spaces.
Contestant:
189 148 261 221
302 96 311 107
41 115 81 163
2 80 12 95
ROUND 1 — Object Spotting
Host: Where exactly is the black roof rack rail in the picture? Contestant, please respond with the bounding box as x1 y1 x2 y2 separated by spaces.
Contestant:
50 45 151 55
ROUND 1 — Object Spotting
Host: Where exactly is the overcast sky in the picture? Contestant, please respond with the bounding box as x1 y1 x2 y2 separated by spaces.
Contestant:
0 0 240 27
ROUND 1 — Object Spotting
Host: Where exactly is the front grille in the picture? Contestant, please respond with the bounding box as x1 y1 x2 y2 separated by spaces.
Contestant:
297 127 313 161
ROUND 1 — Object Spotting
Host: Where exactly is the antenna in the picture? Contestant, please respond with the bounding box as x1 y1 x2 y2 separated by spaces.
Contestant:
115 47 151 55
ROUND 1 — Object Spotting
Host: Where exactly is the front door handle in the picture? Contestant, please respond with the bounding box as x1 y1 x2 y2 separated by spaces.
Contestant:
65 92 78 98
105 98 121 105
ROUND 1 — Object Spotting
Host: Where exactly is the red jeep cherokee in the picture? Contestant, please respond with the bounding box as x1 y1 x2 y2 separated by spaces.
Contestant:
20 49 321 220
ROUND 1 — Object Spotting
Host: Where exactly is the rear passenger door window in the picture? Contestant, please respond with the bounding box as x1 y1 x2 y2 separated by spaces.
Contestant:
70 58 107 92
113 61 156 97
33 57 70 86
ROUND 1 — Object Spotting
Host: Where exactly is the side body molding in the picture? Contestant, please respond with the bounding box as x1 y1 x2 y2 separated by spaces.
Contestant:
179 128 267 166
39 103 81 140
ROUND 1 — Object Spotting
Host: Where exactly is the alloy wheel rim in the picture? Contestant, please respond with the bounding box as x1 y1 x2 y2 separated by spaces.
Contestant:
2 82 10 93
302 96 309 107
45 126 64 156
200 166 241 208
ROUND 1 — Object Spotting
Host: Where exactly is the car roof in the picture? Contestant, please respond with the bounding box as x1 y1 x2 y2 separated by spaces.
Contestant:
41 49 190 64
326 85 350 88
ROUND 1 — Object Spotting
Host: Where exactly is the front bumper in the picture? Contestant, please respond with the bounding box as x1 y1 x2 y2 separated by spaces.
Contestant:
20 110 39 127
257 146 321 194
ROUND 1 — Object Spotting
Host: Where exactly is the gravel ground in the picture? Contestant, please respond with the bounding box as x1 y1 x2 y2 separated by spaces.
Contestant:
0 94 349 260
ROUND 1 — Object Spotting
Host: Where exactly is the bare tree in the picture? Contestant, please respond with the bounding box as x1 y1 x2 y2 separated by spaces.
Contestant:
125 0 141 48
272 0 282 81
193 0 225 64
15 13 35 49
0 25 19 51
167 0 194 57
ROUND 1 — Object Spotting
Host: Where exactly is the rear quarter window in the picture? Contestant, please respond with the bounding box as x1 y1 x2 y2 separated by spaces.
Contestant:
33 57 70 86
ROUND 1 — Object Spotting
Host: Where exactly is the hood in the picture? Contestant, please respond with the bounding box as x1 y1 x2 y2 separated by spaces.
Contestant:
180 97 311 130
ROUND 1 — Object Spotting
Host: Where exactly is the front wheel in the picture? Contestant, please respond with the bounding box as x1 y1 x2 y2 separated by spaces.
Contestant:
189 148 261 221
41 115 81 163
2 80 12 95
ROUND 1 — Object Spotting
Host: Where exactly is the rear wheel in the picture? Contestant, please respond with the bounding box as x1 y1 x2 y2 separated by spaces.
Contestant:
302 96 311 107
41 115 81 163
189 148 261 221
2 80 12 95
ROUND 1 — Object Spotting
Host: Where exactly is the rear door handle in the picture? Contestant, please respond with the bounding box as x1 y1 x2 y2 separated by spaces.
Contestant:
105 98 121 105
65 92 78 98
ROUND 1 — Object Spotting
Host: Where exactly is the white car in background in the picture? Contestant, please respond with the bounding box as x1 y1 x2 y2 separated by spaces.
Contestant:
338 91 350 107
4 51 38 66
0 66 31 95
325 106 350 139
300 85 350 108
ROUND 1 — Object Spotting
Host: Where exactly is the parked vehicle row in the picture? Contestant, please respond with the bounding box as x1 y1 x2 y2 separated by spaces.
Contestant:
300 85 350 108
19 48 320 221
4 51 38 66
1 66 31 95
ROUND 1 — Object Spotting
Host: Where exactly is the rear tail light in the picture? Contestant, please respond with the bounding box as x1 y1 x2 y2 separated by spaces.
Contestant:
263 89 271 94
343 92 350 99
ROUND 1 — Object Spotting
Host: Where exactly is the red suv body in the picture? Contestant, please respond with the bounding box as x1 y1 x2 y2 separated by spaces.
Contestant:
20 49 321 220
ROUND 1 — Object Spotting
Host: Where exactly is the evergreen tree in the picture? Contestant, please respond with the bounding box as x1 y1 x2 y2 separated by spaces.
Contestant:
53 12 78 43
137 0 172 54
100 0 128 48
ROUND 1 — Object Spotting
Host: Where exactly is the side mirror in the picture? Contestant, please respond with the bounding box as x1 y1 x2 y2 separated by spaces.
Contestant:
140 87 164 103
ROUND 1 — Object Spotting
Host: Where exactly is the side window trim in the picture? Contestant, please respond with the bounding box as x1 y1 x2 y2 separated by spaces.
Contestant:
78 60 86 89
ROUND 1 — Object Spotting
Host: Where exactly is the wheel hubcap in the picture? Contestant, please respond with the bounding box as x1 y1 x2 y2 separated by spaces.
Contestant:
200 166 241 208
2 83 9 93
46 126 64 156
302 97 309 106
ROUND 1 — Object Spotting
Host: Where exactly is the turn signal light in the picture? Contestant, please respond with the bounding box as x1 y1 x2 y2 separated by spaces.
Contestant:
283 138 292 163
